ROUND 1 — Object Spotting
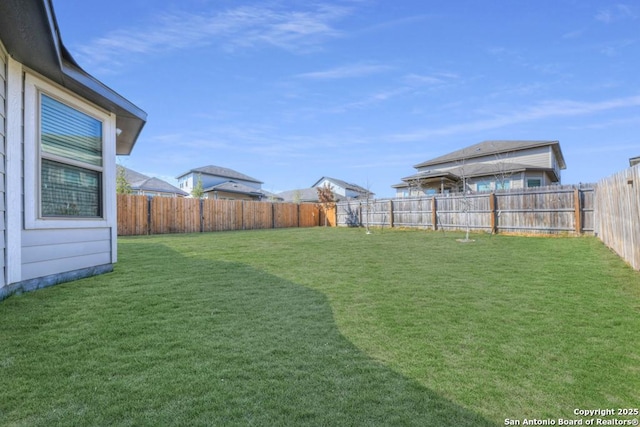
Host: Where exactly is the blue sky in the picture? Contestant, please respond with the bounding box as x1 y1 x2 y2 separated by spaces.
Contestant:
54 0 640 197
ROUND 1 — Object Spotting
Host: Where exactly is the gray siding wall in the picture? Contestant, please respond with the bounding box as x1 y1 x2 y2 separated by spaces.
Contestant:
21 228 112 281
418 146 553 173
0 48 6 287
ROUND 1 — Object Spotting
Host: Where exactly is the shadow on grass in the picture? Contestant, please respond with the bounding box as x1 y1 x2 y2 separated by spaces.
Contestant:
0 241 497 426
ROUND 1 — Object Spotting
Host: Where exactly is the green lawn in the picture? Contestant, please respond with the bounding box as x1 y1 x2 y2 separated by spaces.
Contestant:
1 228 639 426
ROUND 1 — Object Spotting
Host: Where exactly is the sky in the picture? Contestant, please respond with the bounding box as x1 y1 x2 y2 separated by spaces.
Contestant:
53 0 640 198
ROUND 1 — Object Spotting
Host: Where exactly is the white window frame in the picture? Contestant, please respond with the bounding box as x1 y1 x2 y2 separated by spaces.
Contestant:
24 72 116 229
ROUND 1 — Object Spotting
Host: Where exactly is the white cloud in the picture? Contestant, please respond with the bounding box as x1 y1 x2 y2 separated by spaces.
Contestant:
595 4 637 23
390 95 640 142
73 4 351 73
402 72 459 86
296 63 392 80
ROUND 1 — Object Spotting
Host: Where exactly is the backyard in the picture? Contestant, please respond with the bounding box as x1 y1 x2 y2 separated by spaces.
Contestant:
1 228 639 426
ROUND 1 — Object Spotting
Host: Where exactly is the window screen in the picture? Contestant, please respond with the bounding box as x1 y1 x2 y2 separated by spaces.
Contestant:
40 94 103 217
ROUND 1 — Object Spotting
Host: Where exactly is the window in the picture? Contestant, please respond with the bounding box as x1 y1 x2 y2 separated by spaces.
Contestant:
477 182 491 192
40 94 103 217
496 179 511 190
527 178 542 188
24 73 116 229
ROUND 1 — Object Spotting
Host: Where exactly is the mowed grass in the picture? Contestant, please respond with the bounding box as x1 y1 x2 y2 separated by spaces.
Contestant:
1 228 639 426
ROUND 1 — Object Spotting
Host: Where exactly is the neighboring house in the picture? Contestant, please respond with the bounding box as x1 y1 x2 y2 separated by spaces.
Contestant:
393 140 566 197
118 166 187 197
0 0 146 300
630 156 640 167
311 177 374 200
177 165 267 200
278 188 324 203
279 178 374 203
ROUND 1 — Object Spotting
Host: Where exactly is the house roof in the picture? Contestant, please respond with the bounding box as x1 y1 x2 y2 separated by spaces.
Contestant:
311 176 373 196
395 162 559 188
178 165 263 184
120 166 188 196
278 188 322 203
394 171 461 188
398 163 555 188
204 181 264 196
402 162 541 181
414 140 567 170
0 0 147 155
278 187 352 203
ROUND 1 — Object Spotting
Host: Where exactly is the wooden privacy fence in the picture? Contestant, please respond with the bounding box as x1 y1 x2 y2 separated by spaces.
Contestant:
337 185 595 235
117 195 322 236
594 165 640 270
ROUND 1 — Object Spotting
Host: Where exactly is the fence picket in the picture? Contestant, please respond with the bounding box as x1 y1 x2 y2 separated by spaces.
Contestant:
594 166 640 270
117 195 323 235
336 185 596 235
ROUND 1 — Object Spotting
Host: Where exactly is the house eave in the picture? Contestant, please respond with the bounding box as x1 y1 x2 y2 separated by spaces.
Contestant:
0 0 146 155
413 140 567 170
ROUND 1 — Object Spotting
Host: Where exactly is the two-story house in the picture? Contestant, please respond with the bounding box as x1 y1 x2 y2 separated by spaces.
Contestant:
393 140 566 197
177 165 266 200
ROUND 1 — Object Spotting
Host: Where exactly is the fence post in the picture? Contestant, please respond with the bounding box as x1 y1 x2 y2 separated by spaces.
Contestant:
574 188 582 234
489 192 497 234
272 202 276 229
146 196 152 235
389 200 394 228
241 200 245 230
200 198 204 233
431 197 437 231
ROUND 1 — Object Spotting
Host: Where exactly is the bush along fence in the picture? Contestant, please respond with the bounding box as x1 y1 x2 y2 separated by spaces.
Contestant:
117 195 324 236
336 185 596 236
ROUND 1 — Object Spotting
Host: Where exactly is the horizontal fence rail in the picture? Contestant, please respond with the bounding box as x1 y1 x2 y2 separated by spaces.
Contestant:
117 195 323 236
337 185 596 236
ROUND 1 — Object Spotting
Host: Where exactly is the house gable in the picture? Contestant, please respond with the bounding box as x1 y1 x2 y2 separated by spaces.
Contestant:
311 177 373 199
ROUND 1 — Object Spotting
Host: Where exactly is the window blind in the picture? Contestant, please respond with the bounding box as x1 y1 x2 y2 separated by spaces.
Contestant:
41 94 102 166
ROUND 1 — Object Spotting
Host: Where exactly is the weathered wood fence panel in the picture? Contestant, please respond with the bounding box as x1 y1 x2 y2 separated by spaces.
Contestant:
299 204 322 227
495 187 587 234
117 194 148 236
202 199 241 232
437 194 492 232
117 195 322 235
393 198 433 228
273 203 297 228
242 201 272 230
336 185 595 235
151 196 200 234
594 166 640 270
